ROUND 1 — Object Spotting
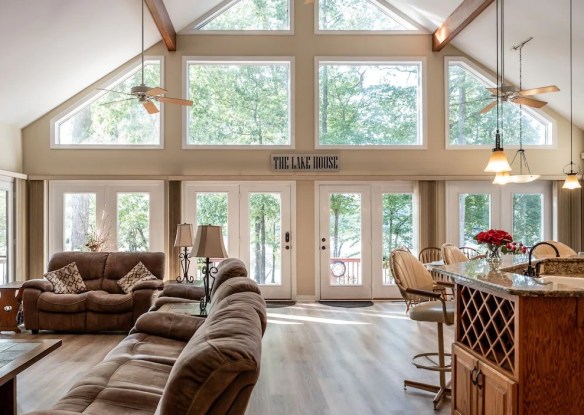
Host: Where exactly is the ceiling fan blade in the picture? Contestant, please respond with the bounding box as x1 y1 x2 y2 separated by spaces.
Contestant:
97 88 134 97
157 96 193 106
513 97 547 108
486 87 505 96
480 100 497 114
142 99 159 114
146 87 167 97
518 85 560 96
100 98 135 106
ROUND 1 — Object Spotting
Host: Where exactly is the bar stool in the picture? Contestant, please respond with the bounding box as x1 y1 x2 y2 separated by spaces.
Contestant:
441 243 469 265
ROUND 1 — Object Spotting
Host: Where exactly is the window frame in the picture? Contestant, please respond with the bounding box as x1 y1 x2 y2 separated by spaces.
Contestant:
182 56 295 150
314 0 425 35
314 57 427 150
50 57 165 150
48 180 164 257
444 56 556 150
0 177 14 284
183 0 294 35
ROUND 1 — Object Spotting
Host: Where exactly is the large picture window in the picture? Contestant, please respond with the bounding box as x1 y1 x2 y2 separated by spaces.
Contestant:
446 57 553 148
317 59 424 147
52 59 163 148
184 58 293 148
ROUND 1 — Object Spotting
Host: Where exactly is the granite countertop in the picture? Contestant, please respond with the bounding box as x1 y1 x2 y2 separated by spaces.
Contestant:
433 255 584 297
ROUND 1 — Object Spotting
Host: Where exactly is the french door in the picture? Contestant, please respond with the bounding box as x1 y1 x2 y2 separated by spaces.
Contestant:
446 181 552 248
318 182 417 300
183 182 294 299
0 178 13 284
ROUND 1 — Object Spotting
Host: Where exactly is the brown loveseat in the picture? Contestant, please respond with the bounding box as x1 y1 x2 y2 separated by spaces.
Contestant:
26 258 267 415
19 252 165 333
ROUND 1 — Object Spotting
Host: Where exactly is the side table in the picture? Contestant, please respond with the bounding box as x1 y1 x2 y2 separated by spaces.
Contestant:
158 302 208 317
0 282 23 333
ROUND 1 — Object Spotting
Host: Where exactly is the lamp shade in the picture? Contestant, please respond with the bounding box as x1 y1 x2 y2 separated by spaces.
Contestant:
563 173 582 189
174 223 194 247
484 149 512 173
192 225 228 258
493 171 510 185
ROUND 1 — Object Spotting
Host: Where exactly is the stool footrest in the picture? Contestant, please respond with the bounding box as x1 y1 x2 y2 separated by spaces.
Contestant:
411 352 452 372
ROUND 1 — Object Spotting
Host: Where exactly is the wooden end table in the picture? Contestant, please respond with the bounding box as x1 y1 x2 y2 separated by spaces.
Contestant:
0 339 62 415
0 282 23 333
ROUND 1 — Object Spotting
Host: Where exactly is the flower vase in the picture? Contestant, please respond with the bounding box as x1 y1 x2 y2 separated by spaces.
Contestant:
486 245 503 271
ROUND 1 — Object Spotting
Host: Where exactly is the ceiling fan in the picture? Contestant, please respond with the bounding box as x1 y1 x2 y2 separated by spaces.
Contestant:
480 37 559 114
99 0 192 114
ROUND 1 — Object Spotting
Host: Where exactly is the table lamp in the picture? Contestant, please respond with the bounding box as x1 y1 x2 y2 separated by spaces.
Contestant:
174 223 194 283
192 225 228 314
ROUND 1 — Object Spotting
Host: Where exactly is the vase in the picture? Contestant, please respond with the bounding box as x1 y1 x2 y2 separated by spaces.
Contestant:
486 245 503 271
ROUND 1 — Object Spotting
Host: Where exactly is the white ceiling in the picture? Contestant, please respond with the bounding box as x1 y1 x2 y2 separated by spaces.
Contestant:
0 0 582 129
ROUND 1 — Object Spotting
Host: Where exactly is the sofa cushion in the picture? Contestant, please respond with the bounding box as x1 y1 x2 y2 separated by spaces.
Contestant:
37 292 88 313
44 262 87 294
117 262 157 294
86 291 133 313
48 252 109 291
210 258 248 298
101 252 165 294
105 333 186 366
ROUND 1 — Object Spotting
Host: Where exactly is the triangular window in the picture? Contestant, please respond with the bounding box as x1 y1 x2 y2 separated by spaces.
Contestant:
195 0 290 31
318 0 416 31
53 59 162 147
447 58 553 147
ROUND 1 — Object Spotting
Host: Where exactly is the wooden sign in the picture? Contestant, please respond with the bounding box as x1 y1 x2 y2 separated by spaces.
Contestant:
271 154 340 172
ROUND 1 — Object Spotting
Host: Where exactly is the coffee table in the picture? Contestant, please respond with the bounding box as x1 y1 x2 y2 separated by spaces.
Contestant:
0 339 62 415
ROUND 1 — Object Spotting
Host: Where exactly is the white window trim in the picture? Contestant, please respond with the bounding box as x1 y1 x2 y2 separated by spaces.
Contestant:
314 57 427 150
444 56 556 150
445 180 552 247
182 56 295 150
181 0 294 35
48 180 165 257
314 0 426 35
0 177 14 283
50 57 165 150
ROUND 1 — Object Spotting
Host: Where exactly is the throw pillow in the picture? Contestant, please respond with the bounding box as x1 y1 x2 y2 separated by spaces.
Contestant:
44 262 87 294
117 262 157 294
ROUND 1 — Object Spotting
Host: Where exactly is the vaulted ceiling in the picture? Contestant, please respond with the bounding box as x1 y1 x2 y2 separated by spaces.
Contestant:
0 0 582 130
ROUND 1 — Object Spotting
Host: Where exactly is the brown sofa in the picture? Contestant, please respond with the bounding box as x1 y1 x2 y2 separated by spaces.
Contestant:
19 252 165 333
26 258 267 415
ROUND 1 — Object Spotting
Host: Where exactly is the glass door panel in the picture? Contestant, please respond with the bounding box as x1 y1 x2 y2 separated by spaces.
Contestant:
512 194 543 247
249 193 282 286
196 193 229 248
116 192 150 252
382 193 413 285
0 188 8 283
63 193 97 251
459 193 491 248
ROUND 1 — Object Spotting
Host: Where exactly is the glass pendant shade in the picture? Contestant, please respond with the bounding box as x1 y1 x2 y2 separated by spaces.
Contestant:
563 173 581 189
484 149 512 173
493 171 510 185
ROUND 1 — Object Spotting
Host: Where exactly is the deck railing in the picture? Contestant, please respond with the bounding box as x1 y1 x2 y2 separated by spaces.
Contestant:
329 257 395 285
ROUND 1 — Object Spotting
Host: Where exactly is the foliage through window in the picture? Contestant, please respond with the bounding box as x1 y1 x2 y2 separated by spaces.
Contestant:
186 60 291 146
117 193 150 252
318 61 422 146
64 194 97 252
460 193 491 248
448 59 551 147
318 0 415 31
54 60 161 146
382 193 413 285
249 193 281 285
512 194 543 247
196 0 290 31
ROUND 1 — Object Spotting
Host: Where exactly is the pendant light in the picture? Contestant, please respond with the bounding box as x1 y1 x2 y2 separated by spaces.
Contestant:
485 0 511 173
563 0 581 189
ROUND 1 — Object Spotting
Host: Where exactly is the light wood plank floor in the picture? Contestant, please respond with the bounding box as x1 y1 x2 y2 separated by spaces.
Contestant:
2 302 452 414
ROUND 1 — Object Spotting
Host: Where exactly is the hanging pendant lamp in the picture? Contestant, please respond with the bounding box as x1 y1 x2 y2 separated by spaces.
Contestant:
563 0 581 189
485 0 511 174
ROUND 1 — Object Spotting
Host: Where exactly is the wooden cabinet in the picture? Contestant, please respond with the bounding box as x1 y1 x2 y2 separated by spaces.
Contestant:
453 344 516 415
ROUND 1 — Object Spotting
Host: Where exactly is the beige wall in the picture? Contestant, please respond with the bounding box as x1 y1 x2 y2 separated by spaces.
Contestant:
0 123 23 173
20 6 584 296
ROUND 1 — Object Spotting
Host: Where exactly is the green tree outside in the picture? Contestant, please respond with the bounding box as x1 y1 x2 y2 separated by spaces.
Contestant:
117 193 150 252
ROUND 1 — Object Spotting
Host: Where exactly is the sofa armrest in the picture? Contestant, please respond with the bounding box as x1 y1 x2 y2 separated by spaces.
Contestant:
16 279 53 303
159 284 204 301
131 279 164 292
133 311 205 342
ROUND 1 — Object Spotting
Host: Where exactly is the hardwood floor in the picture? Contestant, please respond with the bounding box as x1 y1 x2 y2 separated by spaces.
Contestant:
1 302 452 415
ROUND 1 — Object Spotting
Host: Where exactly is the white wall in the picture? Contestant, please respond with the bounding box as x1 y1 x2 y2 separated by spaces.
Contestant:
0 123 22 173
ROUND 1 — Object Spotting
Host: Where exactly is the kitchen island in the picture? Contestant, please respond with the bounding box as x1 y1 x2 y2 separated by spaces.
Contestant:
435 256 584 415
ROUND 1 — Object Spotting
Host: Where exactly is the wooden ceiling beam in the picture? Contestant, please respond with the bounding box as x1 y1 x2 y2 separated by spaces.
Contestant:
432 0 494 52
144 0 176 51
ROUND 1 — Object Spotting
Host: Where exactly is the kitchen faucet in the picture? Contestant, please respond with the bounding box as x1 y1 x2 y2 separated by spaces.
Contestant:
524 242 560 277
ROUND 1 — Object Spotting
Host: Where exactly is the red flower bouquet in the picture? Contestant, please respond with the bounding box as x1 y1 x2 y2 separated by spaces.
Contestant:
474 229 527 254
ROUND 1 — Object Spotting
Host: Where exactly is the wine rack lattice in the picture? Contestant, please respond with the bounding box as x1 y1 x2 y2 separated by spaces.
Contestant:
458 286 516 373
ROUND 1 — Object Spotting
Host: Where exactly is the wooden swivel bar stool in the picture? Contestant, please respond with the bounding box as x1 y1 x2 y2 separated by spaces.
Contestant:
390 249 455 409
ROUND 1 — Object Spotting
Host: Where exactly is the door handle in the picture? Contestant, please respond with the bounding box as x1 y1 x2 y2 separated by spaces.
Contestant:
285 232 290 250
